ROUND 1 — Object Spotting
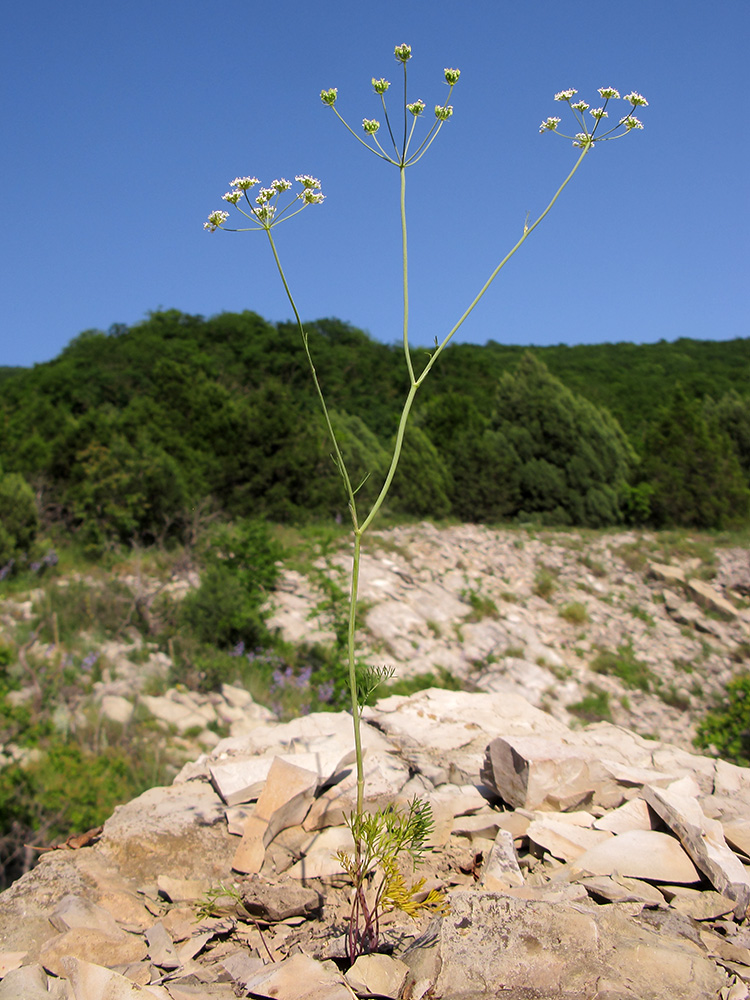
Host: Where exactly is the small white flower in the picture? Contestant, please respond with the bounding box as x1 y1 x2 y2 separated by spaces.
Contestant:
271 178 292 193
598 87 621 100
572 132 593 148
372 77 390 94
256 187 275 204
590 107 608 120
204 210 229 232
231 176 259 190
554 88 578 101
620 115 644 130
624 91 648 107
222 190 243 204
302 189 325 205
539 116 561 132
254 204 276 224
434 104 453 121
295 174 321 189
362 118 381 134
407 99 426 116
571 101 590 111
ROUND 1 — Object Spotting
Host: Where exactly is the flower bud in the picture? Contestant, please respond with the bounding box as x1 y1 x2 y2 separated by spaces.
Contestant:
362 118 381 134
539 116 561 133
407 99 425 116
204 210 229 232
444 68 460 85
394 43 412 63
597 87 621 100
434 104 453 121
624 92 648 107
320 88 338 106
372 77 390 94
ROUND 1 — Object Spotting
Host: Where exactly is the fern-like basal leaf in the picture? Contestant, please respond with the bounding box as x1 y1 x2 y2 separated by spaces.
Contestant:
336 850 359 881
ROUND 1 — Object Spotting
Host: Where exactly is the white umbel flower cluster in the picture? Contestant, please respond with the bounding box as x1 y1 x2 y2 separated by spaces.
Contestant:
204 175 324 232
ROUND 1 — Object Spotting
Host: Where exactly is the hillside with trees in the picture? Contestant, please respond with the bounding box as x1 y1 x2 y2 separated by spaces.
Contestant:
1 310 750 564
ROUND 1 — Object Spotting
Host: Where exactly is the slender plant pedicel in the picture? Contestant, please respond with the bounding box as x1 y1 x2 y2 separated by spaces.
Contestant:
205 44 647 960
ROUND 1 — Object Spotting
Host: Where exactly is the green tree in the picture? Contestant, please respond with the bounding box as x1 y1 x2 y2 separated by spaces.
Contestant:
638 386 749 528
389 425 453 518
0 468 39 565
490 353 635 526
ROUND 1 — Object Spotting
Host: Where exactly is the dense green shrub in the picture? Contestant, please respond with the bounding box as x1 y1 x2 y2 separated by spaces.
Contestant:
179 519 282 650
695 673 750 765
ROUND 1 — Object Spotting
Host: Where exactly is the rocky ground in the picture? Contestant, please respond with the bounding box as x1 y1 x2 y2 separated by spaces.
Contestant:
3 688 750 999
3 524 750 999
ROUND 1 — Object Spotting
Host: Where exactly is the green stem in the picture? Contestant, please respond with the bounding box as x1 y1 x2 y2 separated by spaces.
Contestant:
400 167 415 384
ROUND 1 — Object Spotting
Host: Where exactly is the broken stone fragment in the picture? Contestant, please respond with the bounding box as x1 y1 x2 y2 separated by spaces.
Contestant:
302 750 412 831
145 921 180 970
239 876 322 922
0 963 67 1000
642 781 750 911
526 818 613 862
480 828 524 890
345 953 410 997
39 928 148 979
61 956 171 998
232 756 321 874
48 894 125 939
481 736 620 812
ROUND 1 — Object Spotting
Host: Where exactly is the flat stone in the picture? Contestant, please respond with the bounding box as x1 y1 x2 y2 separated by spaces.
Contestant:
577 874 666 906
0 952 26 977
49 893 125 939
567 829 701 884
668 887 738 920
451 811 501 841
649 563 687 586
157 875 211 903
244 952 352 1000
99 695 134 724
209 750 344 807
686 578 737 619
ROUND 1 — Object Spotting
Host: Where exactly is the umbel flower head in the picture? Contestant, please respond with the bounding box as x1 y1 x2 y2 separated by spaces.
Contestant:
320 42 460 168
542 86 648 148
204 175 324 232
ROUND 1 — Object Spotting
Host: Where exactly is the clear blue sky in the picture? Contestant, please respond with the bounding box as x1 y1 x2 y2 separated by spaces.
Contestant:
2 0 748 368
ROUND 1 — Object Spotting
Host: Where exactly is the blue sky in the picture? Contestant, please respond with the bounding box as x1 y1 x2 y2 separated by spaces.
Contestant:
2 0 748 368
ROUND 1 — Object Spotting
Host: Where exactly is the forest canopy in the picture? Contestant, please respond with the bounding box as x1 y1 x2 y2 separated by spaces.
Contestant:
2 309 750 557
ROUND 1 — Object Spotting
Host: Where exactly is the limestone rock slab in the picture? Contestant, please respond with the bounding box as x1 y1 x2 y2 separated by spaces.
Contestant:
403 890 728 1000
643 782 750 910
568 829 700 884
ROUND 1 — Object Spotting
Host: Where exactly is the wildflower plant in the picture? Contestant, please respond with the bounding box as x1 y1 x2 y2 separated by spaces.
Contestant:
205 43 647 960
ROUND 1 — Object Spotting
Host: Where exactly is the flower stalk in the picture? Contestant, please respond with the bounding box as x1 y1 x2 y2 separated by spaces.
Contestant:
204 47 647 961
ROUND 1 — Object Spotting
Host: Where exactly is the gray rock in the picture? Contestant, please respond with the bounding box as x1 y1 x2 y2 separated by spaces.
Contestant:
240 876 321 922
403 890 728 1000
